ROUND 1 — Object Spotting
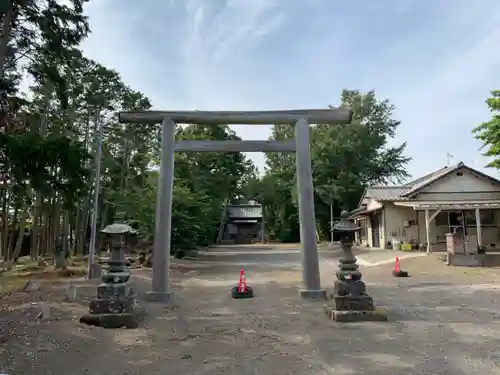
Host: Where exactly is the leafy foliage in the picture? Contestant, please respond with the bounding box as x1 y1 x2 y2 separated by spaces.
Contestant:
473 90 500 168
241 89 410 241
106 123 254 252
0 132 90 207
1 1 410 263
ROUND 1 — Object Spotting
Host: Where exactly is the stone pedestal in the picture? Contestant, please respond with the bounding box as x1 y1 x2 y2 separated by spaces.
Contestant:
324 305 388 322
83 275 142 328
80 218 143 329
144 291 173 303
324 216 388 322
89 283 137 314
299 289 327 300
446 252 487 267
333 292 373 311
325 278 387 322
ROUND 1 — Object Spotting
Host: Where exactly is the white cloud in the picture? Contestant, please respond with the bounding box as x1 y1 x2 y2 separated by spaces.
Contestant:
81 0 290 171
181 0 285 66
177 0 287 108
79 0 500 179
372 3 500 178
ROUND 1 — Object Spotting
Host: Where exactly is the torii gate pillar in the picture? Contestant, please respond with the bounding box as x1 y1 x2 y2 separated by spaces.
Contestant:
294 118 323 298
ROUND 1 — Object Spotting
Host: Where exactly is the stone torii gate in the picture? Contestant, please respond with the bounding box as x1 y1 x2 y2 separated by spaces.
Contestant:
118 109 352 302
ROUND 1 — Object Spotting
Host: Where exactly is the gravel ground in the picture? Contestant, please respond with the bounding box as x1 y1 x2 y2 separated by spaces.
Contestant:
1 254 500 374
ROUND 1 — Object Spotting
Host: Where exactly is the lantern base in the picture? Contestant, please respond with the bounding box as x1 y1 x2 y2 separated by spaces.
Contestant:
324 291 388 322
299 288 327 300
332 294 374 311
80 312 140 329
89 295 137 314
97 282 134 299
83 295 144 329
331 279 366 298
143 290 173 303
324 305 388 322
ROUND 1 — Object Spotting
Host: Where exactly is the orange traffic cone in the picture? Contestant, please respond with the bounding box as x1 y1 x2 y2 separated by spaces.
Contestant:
238 269 247 292
231 268 254 299
392 256 409 277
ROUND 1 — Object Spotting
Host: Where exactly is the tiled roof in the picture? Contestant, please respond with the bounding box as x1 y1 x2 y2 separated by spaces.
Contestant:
402 166 449 187
355 161 500 212
365 162 467 202
349 206 368 215
365 186 409 201
401 162 465 197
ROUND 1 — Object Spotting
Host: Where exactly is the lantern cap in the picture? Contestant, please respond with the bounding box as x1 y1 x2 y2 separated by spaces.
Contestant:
333 210 360 232
100 212 137 234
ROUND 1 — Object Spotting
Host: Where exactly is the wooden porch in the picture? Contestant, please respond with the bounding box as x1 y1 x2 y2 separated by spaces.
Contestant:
393 201 500 253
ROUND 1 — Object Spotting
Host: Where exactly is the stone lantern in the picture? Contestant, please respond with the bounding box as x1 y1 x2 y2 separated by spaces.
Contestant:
80 213 142 329
324 211 388 322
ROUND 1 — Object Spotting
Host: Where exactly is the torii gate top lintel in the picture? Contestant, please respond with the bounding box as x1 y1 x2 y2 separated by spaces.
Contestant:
117 108 353 125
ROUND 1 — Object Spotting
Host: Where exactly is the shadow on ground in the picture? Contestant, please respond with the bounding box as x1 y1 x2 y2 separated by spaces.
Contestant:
2 255 500 374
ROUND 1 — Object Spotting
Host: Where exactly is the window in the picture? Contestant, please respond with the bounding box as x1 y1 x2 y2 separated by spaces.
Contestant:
464 211 475 226
464 210 495 226
482 210 495 225
449 211 463 226
359 219 368 240
435 212 449 226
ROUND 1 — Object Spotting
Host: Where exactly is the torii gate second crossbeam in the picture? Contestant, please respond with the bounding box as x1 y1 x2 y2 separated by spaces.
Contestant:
118 109 352 302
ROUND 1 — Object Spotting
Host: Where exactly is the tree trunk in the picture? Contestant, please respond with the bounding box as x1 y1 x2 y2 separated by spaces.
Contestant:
52 195 61 250
46 195 56 259
3 206 29 269
30 206 39 259
31 115 48 259
73 207 81 255
62 210 70 255
79 202 90 254
329 199 334 244
120 128 130 196
0 184 8 261
75 115 93 255
41 211 49 258
0 0 13 77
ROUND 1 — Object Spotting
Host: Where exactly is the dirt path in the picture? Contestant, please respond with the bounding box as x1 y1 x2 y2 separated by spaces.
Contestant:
0 266 332 375
2 254 500 374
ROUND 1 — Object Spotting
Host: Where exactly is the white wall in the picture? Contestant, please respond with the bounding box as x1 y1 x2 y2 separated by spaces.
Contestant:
354 198 382 248
367 199 383 211
355 217 372 247
415 168 500 201
355 212 383 248
384 204 419 245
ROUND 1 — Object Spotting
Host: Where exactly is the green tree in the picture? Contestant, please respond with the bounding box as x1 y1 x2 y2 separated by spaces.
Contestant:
473 90 500 168
1 0 91 264
173 124 255 250
1 0 260 268
241 89 410 242
1 0 90 126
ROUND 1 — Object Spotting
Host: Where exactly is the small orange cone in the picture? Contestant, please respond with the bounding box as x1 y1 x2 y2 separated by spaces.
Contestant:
232 269 254 299
392 256 409 277
238 269 247 292
394 257 401 273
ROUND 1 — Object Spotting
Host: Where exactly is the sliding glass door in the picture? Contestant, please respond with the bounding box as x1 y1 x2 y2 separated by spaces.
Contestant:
435 209 496 234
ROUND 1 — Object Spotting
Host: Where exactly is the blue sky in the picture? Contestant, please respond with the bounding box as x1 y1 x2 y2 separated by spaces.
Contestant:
81 0 500 180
